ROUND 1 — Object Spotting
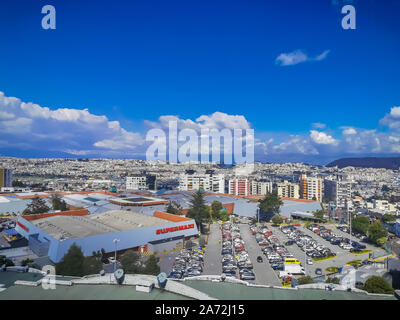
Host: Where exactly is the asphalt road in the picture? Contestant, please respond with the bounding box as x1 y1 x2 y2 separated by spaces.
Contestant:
203 223 222 276
239 224 280 286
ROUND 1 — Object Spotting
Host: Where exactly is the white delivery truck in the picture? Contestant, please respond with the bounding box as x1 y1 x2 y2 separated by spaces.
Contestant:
284 263 306 275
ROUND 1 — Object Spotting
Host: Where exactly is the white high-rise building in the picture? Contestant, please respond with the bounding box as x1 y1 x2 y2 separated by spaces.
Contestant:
324 178 351 209
300 174 323 201
250 181 273 195
276 181 300 199
178 173 225 193
126 175 147 190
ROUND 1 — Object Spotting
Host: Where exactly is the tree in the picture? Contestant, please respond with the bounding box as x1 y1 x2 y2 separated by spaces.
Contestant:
23 197 50 215
21 258 34 267
258 192 283 222
186 190 210 232
166 201 182 215
120 250 141 274
361 276 394 294
142 255 160 275
83 255 103 275
12 180 26 187
352 215 370 234
220 211 230 222
0 255 15 267
210 201 223 220
382 214 396 224
272 215 283 226
51 193 68 211
56 243 85 276
313 210 324 221
368 222 388 246
297 276 315 285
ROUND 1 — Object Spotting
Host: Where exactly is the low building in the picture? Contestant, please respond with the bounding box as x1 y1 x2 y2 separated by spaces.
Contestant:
15 209 199 263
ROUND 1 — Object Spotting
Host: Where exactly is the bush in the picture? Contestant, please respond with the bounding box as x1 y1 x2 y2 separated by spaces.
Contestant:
326 277 340 284
142 255 160 276
0 255 14 267
272 215 283 226
297 276 315 285
21 258 34 267
361 276 394 295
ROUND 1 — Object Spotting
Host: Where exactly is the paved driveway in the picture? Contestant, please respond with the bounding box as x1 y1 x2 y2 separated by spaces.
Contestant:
239 224 280 286
203 223 222 276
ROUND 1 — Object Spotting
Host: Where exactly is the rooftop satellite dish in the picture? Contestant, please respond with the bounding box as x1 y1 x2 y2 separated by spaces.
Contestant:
114 269 125 284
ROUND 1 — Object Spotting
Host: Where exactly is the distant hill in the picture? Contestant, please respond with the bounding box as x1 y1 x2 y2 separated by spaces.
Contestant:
326 157 400 169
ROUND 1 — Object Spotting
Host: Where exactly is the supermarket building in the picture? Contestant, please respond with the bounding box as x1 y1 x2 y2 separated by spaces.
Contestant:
15 209 199 263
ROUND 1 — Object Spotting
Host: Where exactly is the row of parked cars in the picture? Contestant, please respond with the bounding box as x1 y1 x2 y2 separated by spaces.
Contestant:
281 225 336 259
168 248 204 279
221 223 256 281
337 225 369 242
251 224 293 271
307 224 367 253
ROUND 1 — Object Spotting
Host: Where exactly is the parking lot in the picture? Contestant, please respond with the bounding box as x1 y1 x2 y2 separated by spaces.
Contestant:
239 224 280 286
163 220 390 285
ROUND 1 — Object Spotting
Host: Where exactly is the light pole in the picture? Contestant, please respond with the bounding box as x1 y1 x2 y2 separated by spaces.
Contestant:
113 238 120 272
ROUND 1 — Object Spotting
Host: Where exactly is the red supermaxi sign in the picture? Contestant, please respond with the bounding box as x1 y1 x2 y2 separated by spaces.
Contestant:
156 224 195 235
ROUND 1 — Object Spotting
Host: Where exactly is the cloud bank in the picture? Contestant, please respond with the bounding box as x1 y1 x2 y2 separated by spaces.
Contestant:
1 91 400 163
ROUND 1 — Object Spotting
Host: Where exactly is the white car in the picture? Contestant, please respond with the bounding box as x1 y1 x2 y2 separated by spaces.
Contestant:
306 258 313 265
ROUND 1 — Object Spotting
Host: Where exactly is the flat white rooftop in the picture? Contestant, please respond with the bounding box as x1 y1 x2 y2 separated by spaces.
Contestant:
32 210 171 240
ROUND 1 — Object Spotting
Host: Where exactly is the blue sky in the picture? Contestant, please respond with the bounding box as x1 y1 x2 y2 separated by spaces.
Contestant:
0 0 400 164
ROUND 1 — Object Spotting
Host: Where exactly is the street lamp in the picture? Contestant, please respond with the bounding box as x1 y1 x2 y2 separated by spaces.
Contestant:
113 238 120 272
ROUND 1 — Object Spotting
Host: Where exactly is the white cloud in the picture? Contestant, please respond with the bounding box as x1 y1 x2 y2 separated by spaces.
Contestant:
312 122 326 129
342 127 357 135
275 49 330 66
0 91 144 154
380 106 400 129
310 130 338 145
146 112 251 131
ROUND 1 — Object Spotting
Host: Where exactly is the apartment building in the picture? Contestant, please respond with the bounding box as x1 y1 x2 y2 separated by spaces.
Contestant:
178 173 225 193
299 174 323 201
229 178 250 196
276 180 300 199
324 179 352 209
250 181 273 195
126 174 157 191
0 168 12 188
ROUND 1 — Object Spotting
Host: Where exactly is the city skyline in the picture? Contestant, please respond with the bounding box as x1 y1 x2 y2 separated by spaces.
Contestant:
0 0 400 164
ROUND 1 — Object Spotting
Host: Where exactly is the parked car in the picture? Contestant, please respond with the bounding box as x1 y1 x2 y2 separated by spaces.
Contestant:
315 268 322 275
